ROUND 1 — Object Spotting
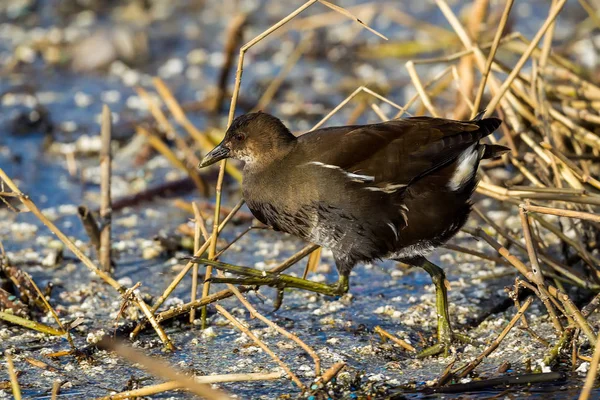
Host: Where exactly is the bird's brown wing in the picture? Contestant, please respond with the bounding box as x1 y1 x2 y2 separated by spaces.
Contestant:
298 116 501 192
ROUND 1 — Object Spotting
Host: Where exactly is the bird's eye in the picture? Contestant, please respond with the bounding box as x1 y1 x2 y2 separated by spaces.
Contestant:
234 132 246 141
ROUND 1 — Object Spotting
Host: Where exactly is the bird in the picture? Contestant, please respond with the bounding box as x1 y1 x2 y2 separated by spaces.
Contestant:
196 111 506 357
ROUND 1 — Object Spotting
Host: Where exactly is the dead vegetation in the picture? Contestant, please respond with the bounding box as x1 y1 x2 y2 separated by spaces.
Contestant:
1 0 600 398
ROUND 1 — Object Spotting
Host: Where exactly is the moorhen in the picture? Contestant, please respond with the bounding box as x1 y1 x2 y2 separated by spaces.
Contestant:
197 111 506 356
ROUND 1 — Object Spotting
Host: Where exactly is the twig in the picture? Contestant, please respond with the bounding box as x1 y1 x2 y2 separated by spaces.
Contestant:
374 325 416 352
215 304 306 390
99 105 113 273
95 372 283 400
98 339 231 400
190 202 203 323
224 281 321 375
51 380 61 400
518 207 563 334
471 0 514 118
154 244 319 326
483 0 568 117
131 200 245 338
456 297 533 379
77 206 101 255
317 0 388 40
521 203 600 223
579 335 600 400
5 352 21 400
0 169 174 350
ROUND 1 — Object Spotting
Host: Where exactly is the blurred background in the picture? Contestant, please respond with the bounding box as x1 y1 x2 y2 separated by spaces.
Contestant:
1 0 599 398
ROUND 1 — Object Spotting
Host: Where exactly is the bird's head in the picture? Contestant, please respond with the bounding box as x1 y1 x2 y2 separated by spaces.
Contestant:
198 112 296 169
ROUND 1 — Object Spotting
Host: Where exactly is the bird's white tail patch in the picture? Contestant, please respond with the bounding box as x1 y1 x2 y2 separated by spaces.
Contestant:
448 144 478 191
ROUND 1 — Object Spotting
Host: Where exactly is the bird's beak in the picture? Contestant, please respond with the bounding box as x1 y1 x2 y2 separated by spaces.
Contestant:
198 143 230 168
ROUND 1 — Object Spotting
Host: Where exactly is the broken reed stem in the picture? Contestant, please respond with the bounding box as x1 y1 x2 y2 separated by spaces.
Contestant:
98 339 231 400
51 380 61 400
470 0 514 118
131 200 245 338
23 273 75 348
77 206 101 255
222 279 321 375
483 0 567 117
580 338 600 400
521 203 600 223
190 202 202 323
214 304 306 390
312 85 406 131
5 352 21 400
374 325 416 352
405 61 439 117
99 105 113 273
96 372 283 400
0 169 174 350
519 207 563 334
154 244 318 326
204 165 226 329
457 297 533 379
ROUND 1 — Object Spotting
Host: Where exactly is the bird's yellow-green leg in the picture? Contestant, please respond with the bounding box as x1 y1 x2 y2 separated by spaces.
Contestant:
415 258 471 358
188 257 349 297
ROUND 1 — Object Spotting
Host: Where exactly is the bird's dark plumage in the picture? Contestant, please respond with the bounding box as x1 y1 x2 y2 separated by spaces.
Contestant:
201 111 504 276
199 111 506 356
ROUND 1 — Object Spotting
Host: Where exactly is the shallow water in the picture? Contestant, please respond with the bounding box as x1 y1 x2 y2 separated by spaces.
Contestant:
0 1 597 398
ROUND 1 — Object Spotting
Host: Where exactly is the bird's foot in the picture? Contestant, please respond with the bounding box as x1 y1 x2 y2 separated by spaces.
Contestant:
186 257 349 297
417 329 472 358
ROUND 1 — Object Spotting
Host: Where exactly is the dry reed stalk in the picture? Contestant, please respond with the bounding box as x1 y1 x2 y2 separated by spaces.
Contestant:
77 205 101 256
154 244 319 324
521 203 600 223
303 246 322 279
212 13 248 113
313 85 407 131
519 207 563 334
136 126 207 196
405 61 440 117
152 78 216 152
374 325 416 352
442 243 507 265
204 164 226 329
189 202 203 323
5 352 21 400
0 311 64 335
470 0 514 118
130 200 245 338
51 380 61 400
456 297 533 379
98 339 231 400
23 273 75 348
215 304 306 390
579 337 600 400
317 0 388 40
220 279 321 375
95 372 283 400
0 169 173 348
483 0 567 117
99 105 112 272
371 103 389 121
135 86 200 167
451 65 475 113
254 32 314 111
